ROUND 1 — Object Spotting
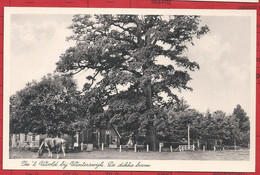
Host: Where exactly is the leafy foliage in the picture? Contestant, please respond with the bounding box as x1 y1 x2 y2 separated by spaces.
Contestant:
160 103 250 146
231 104 250 145
10 74 81 136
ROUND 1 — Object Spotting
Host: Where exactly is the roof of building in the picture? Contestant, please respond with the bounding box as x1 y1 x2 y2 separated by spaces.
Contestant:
111 125 121 139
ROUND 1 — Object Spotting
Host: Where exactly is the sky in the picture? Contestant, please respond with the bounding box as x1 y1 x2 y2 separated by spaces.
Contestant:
9 14 253 115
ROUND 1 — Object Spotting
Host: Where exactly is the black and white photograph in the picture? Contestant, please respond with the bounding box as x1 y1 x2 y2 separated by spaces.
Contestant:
3 8 256 172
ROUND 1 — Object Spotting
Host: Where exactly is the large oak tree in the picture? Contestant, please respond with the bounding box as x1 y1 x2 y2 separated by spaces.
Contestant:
56 14 209 149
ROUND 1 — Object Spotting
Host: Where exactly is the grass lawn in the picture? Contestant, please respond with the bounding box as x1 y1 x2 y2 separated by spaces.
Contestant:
9 148 250 160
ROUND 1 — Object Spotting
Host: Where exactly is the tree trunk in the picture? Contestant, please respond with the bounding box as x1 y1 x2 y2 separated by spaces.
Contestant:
144 80 157 150
148 122 157 150
71 134 74 149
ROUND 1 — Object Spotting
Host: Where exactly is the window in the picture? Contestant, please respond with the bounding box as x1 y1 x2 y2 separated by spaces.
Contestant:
16 134 20 142
32 133 35 141
106 130 111 135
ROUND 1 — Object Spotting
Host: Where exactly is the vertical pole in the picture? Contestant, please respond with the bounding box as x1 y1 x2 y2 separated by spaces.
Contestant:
214 146 216 151
81 142 83 151
159 144 161 152
234 139 236 150
188 124 190 149
203 145 205 151
147 144 149 152
193 144 195 151
97 131 100 149
102 143 104 151
76 132 79 147
82 130 84 149
170 146 173 152
134 144 137 152
119 145 121 152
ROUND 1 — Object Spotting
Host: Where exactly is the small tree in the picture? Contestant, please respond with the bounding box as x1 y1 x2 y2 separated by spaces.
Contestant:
231 104 250 146
10 74 80 136
162 103 203 142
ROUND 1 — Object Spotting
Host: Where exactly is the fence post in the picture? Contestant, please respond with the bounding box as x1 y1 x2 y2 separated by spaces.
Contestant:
81 142 84 151
159 144 161 152
170 146 173 152
193 144 195 151
147 144 149 152
203 145 205 151
214 146 216 151
102 143 104 151
119 145 121 152
134 144 137 152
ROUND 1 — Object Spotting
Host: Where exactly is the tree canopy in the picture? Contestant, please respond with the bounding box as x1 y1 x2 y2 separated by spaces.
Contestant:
57 15 209 103
10 74 81 136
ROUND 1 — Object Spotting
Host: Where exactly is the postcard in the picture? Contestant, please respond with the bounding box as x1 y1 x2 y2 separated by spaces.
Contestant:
3 7 256 172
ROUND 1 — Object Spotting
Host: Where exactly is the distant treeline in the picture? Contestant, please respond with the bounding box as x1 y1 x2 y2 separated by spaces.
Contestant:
155 100 250 146
10 75 250 148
